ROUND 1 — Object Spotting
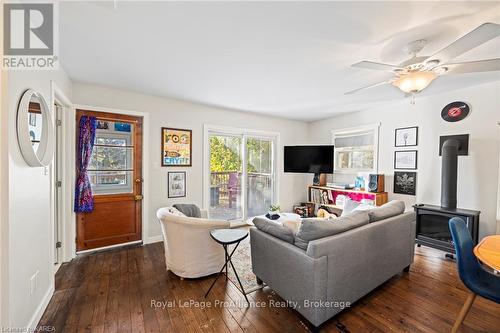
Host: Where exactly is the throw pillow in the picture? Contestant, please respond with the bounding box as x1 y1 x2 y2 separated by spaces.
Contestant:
253 217 295 244
367 200 405 223
173 204 201 218
340 198 360 216
166 207 186 217
294 211 369 250
341 199 373 217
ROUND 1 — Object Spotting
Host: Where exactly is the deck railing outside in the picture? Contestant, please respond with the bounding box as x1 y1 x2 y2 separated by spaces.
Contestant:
209 171 272 219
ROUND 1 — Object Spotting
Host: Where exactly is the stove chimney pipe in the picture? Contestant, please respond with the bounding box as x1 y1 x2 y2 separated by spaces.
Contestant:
441 139 460 209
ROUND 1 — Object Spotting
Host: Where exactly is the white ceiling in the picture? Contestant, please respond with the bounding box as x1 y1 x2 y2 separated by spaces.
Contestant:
59 1 500 121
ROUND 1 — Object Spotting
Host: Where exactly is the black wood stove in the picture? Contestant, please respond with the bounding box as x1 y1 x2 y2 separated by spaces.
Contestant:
414 134 480 255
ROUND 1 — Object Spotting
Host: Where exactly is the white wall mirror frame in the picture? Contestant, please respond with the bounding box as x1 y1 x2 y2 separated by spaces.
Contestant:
17 89 54 167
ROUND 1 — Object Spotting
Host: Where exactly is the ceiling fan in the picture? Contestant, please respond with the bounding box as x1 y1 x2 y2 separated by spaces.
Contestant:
346 22 500 97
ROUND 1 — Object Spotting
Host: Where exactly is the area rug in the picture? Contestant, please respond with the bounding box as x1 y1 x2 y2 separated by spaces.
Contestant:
226 235 263 294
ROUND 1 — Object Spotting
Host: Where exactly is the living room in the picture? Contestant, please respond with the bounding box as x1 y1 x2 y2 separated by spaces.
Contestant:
1 1 499 332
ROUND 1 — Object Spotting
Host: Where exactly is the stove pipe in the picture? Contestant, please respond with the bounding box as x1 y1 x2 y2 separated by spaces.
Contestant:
441 139 460 209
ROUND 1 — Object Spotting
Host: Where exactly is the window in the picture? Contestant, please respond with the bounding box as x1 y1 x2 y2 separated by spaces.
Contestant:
88 123 134 194
331 124 379 174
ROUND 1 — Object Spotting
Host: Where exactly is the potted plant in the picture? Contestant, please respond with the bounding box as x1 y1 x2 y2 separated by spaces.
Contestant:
267 204 281 219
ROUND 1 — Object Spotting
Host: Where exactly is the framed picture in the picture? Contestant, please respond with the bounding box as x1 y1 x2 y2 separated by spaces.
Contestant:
394 150 417 170
161 127 192 167
395 126 418 147
168 171 186 198
394 171 417 196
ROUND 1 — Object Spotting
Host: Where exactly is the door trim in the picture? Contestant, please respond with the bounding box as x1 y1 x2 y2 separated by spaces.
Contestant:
72 104 151 247
203 124 280 220
50 81 73 270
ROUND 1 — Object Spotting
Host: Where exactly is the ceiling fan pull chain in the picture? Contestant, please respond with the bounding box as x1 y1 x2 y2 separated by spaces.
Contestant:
410 93 416 105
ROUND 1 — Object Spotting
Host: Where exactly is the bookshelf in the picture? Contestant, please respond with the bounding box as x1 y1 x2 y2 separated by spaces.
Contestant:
307 185 388 211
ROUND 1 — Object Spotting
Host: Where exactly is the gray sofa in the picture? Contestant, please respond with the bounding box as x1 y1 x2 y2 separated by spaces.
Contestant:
250 211 416 327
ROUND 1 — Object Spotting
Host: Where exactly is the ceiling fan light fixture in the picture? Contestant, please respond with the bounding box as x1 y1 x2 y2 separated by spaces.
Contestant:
434 66 448 75
426 59 440 67
392 70 437 93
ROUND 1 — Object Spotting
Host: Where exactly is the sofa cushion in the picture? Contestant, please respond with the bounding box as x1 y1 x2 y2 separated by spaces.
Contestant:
253 217 295 244
294 211 369 250
173 204 201 218
367 200 405 222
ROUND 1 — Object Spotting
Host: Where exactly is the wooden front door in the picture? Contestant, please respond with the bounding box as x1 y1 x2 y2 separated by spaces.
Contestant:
76 110 143 251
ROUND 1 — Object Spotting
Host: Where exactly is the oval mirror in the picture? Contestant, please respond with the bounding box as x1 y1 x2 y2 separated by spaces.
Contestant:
17 89 54 167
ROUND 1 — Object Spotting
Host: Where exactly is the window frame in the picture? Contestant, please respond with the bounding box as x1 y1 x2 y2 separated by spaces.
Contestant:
89 130 134 195
331 123 380 174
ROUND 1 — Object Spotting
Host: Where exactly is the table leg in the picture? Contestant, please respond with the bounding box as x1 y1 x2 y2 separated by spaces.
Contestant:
227 242 249 303
225 245 229 281
205 243 240 299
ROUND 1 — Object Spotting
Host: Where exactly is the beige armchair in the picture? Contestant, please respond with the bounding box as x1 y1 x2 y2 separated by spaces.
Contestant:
156 207 231 279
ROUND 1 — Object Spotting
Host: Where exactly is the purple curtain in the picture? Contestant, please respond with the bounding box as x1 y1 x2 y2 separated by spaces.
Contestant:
74 116 97 213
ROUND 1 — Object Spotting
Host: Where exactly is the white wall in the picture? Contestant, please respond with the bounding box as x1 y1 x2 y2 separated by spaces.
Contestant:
72 82 309 241
5 69 72 328
0 68 8 329
309 81 500 238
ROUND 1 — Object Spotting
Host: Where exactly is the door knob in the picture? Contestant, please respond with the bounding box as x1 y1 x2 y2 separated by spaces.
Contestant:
135 178 143 183
134 195 144 201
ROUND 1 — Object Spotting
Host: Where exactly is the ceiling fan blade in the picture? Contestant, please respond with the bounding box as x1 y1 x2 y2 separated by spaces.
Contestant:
425 23 500 67
442 58 500 74
443 58 500 74
351 61 402 72
344 81 390 95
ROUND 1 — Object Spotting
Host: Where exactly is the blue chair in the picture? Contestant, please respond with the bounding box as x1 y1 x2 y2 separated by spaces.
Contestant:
448 217 500 333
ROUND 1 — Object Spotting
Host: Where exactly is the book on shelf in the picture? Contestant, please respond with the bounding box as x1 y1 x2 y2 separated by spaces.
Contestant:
326 183 355 189
309 187 332 205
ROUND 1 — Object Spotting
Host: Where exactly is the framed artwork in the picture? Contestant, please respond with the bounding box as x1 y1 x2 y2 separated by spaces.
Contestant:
394 150 417 170
168 171 186 198
161 127 192 167
394 171 417 195
395 126 418 147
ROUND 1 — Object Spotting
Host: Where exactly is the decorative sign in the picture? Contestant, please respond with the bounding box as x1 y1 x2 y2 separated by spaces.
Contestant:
441 101 470 122
162 127 192 166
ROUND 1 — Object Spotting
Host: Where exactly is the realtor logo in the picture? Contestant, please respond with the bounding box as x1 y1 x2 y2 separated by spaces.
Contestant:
3 2 58 69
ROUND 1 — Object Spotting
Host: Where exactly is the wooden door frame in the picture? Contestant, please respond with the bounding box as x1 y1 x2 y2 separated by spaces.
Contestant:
71 104 151 253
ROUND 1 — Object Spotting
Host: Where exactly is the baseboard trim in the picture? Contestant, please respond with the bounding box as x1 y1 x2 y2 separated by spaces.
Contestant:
145 235 163 244
27 283 54 330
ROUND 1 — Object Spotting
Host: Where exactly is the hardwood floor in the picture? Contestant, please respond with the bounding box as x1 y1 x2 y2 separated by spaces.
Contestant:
38 243 500 333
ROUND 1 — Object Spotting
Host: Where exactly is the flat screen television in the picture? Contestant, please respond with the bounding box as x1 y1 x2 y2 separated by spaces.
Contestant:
284 145 334 174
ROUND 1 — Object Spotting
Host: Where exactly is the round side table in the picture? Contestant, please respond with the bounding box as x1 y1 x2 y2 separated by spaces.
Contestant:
204 229 249 303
